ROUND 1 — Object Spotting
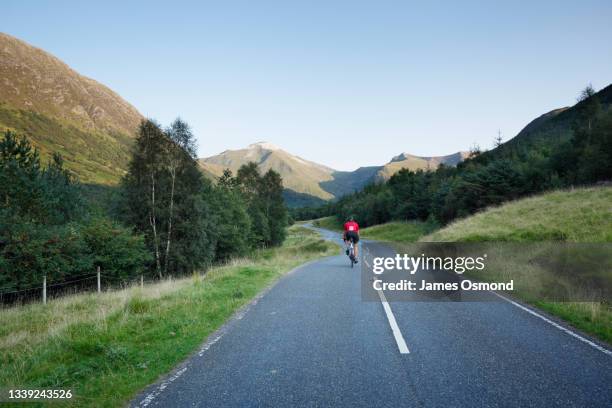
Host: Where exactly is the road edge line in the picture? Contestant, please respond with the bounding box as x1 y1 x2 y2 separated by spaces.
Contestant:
492 291 612 357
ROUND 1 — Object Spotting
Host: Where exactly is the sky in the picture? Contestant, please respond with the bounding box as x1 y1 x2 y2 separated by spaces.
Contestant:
3 0 612 171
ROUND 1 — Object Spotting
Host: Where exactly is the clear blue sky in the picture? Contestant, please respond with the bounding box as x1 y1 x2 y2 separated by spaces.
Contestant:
4 0 612 170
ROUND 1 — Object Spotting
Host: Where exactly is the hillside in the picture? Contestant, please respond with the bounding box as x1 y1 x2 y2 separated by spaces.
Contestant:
0 32 142 183
422 187 612 242
478 84 612 158
319 166 382 198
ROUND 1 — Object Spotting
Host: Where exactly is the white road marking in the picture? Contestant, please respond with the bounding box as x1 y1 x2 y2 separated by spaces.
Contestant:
139 367 188 407
492 291 612 357
360 248 409 354
377 285 410 354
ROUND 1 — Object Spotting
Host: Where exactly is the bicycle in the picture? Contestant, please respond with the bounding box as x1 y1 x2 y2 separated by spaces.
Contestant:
346 241 357 268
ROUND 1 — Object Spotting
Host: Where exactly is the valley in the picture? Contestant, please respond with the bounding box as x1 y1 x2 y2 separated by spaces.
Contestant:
1 32 469 206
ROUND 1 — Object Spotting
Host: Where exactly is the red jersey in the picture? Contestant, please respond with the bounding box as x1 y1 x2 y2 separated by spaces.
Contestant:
344 221 359 233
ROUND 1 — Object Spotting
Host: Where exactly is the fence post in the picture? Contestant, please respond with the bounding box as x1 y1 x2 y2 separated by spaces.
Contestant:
43 275 47 305
96 265 100 293
141 275 144 289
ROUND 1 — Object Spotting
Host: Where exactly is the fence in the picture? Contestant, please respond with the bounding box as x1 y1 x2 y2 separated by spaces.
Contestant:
0 267 149 306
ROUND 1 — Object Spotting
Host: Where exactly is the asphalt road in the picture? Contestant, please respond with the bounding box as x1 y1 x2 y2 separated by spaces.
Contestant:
132 226 612 407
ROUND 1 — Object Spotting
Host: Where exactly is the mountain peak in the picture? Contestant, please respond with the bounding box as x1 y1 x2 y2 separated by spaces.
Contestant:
390 152 418 162
247 141 280 151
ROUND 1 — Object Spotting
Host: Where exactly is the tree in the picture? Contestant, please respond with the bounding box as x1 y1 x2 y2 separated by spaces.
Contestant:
261 169 288 246
164 118 197 275
468 142 482 158
236 162 261 202
494 130 503 148
234 163 288 247
42 153 84 224
208 173 251 260
577 84 601 131
121 120 168 277
81 217 151 280
0 131 45 221
167 117 197 157
120 119 212 277
236 162 268 246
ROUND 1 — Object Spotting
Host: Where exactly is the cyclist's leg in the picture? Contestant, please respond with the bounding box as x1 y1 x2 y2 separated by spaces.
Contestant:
350 233 359 261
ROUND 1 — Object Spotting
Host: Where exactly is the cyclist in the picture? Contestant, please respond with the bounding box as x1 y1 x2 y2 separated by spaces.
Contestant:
343 216 360 262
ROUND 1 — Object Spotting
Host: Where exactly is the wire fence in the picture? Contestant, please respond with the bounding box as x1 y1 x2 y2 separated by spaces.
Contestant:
0 269 156 306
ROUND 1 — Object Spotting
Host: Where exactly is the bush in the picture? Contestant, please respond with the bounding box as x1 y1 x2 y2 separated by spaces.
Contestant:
81 217 151 280
0 216 93 290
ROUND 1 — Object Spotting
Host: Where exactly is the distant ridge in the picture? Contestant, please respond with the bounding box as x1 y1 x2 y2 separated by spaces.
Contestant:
200 142 469 204
377 151 469 180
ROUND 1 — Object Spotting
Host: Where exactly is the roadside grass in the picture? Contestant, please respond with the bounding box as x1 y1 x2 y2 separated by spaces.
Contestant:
421 187 612 242
360 221 434 243
535 301 612 342
0 226 337 407
313 216 343 231
419 186 612 344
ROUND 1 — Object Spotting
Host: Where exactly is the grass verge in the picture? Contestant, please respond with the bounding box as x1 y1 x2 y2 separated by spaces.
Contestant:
0 225 337 407
312 216 343 231
421 187 612 242
360 221 434 243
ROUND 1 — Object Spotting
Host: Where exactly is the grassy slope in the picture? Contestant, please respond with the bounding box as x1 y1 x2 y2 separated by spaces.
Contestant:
313 217 432 243
313 216 343 231
422 187 612 242
360 221 433 242
0 104 132 184
0 226 337 407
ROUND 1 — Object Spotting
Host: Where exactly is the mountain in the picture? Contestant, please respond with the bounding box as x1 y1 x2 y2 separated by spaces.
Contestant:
200 142 336 199
0 32 143 184
200 142 468 205
376 151 470 180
